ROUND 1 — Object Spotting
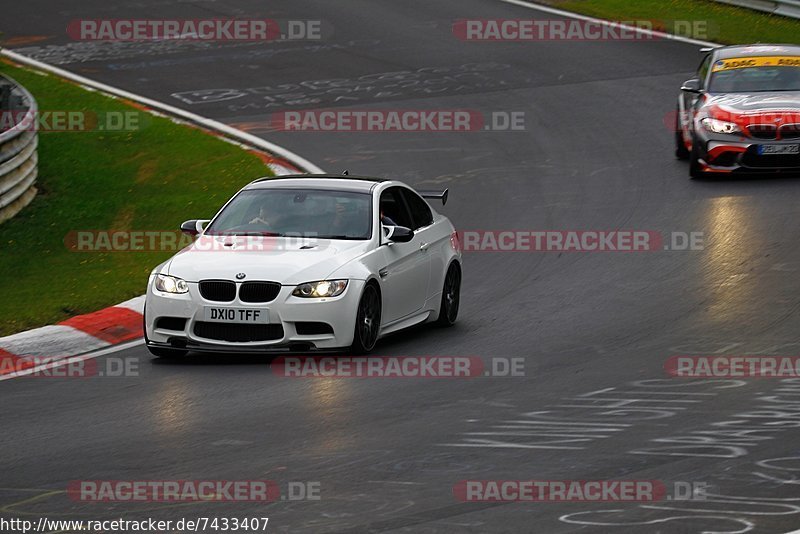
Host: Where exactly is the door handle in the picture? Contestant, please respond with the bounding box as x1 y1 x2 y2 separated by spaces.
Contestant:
419 242 429 252
379 268 389 278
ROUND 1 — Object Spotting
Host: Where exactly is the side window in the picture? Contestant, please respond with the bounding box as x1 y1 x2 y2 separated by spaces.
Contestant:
697 55 711 87
379 187 414 229
401 188 433 230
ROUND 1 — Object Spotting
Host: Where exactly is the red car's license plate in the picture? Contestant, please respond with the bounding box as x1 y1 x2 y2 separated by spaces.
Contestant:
758 144 800 155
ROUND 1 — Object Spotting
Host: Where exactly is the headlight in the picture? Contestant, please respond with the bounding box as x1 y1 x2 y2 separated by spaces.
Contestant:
701 118 741 135
155 274 189 294
293 280 348 298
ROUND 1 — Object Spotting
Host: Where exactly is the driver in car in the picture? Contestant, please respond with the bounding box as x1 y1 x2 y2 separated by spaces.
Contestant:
249 205 270 226
380 209 397 227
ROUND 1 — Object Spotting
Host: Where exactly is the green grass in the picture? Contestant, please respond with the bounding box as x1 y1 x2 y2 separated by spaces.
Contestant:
542 0 800 44
0 61 273 336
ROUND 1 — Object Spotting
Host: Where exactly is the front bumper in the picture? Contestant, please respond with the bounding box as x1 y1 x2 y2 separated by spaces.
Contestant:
695 132 800 174
144 277 365 352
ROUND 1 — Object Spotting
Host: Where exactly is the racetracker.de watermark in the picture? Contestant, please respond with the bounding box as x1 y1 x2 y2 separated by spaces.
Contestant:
64 232 322 252
271 356 525 378
0 356 139 378
67 480 320 502
458 231 704 252
270 110 525 132
0 110 147 133
453 480 710 502
666 356 800 378
67 19 328 41
453 19 717 41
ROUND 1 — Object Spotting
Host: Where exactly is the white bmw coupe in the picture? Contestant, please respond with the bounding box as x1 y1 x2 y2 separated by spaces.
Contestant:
144 175 462 356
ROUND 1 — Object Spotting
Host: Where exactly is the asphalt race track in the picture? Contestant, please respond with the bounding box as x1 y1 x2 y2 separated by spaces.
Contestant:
4 1 800 532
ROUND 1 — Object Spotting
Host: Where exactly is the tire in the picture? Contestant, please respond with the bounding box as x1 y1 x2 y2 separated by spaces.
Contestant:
350 283 381 354
689 140 706 180
675 108 690 160
436 263 461 327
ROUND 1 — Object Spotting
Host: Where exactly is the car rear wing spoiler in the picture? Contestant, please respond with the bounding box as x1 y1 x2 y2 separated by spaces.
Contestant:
418 189 449 206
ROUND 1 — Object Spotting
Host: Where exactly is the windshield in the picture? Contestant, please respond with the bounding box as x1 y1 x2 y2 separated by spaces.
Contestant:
205 188 372 239
708 56 800 92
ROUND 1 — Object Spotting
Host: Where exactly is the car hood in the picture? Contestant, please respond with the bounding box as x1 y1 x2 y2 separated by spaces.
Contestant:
702 92 800 131
704 92 800 114
165 235 371 284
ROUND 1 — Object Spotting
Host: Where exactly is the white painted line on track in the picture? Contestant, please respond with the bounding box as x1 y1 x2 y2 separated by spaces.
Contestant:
497 0 721 47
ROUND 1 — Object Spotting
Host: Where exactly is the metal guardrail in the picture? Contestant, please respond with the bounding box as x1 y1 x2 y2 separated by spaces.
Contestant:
711 0 800 20
0 73 37 224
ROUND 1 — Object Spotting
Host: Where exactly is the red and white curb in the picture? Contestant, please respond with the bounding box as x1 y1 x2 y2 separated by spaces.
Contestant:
0 296 144 376
0 51 323 379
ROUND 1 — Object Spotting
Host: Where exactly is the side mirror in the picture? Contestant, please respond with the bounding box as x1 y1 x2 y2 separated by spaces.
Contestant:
180 219 201 236
385 225 414 243
681 78 703 94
